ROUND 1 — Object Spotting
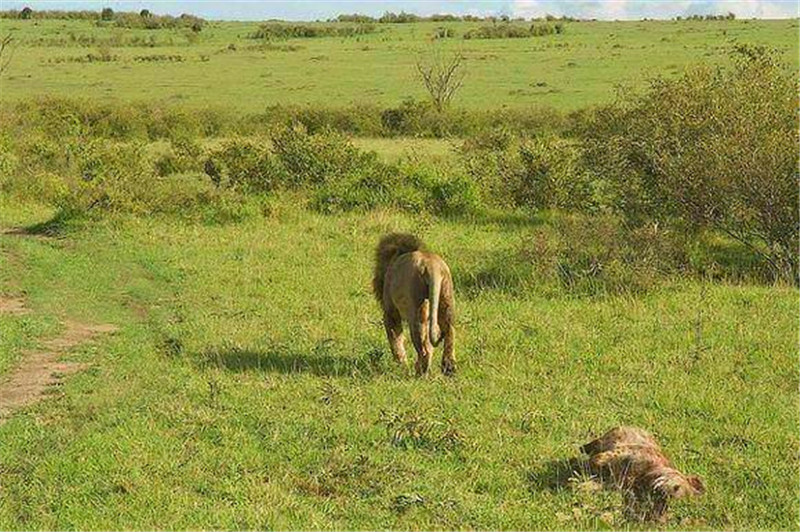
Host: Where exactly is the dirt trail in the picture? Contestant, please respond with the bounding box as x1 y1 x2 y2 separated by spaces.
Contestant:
0 296 28 315
0 296 117 422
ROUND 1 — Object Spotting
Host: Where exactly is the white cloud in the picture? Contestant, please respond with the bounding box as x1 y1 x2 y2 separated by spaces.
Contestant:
511 0 798 20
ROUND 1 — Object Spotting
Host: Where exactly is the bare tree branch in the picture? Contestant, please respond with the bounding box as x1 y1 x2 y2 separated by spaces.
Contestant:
415 48 466 112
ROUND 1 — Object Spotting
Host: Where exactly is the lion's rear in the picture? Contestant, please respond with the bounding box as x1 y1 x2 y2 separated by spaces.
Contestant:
372 233 426 303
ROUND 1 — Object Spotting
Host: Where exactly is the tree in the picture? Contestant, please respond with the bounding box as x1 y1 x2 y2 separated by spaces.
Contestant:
20 6 33 19
415 48 466 112
101 7 114 21
0 35 14 77
139 9 151 18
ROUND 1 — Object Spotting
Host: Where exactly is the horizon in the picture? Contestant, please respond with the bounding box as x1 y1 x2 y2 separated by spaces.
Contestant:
2 0 798 21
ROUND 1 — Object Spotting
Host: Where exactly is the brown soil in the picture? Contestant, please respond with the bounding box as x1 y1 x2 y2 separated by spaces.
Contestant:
0 296 28 315
0 297 117 422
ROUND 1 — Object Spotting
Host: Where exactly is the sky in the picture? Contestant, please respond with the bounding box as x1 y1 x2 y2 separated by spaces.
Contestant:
2 0 797 20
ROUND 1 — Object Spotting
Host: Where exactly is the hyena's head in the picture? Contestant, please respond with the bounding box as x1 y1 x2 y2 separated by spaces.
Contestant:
651 469 705 499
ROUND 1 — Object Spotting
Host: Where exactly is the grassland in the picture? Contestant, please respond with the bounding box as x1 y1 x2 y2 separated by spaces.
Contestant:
0 12 798 531
0 18 797 112
0 199 797 530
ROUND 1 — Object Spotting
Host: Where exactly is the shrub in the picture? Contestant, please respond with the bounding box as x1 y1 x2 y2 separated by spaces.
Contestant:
427 173 482 215
276 105 384 136
153 136 203 177
311 164 408 214
204 138 282 192
270 124 377 187
462 213 694 297
312 157 481 216
5 135 252 220
2 97 572 142
583 47 799 281
461 131 596 211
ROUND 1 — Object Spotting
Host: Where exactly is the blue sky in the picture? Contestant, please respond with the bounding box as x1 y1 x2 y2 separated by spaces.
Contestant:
3 0 797 20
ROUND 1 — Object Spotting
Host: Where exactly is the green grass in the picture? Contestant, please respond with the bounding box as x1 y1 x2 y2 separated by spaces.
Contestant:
0 201 796 529
0 18 796 112
352 137 456 161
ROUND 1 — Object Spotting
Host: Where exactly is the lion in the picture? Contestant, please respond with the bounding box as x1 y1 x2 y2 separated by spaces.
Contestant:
581 426 704 521
372 233 455 376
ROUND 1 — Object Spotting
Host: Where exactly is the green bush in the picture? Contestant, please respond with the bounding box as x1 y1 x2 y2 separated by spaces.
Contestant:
311 164 408 214
270 124 378 187
2 134 249 219
462 213 694 297
204 138 282 192
461 131 596 211
583 46 799 281
154 137 203 176
312 157 481 216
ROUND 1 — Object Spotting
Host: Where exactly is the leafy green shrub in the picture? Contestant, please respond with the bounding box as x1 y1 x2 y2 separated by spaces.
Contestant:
204 138 282 192
428 174 482 215
312 157 481 216
3 135 249 219
462 214 694 297
275 105 384 136
378 11 420 23
461 131 596 211
1 98 231 142
583 47 799 281
154 136 203 176
270 124 377 187
311 164 410 214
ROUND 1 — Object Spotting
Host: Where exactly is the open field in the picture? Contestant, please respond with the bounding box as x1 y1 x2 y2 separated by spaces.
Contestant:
0 200 797 529
0 10 798 531
0 18 797 112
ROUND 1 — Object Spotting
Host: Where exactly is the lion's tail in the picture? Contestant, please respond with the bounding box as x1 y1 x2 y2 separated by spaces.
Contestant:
372 233 426 304
428 269 443 346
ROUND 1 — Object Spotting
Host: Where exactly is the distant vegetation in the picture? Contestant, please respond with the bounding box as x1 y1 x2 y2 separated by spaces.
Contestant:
463 21 565 39
1 47 796 282
250 22 378 39
676 13 737 21
0 7 205 30
334 11 579 23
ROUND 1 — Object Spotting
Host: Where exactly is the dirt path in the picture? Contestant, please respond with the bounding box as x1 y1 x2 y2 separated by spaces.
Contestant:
0 296 117 422
0 296 28 315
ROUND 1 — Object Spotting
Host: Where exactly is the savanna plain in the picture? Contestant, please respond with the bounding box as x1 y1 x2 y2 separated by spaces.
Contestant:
0 10 798 530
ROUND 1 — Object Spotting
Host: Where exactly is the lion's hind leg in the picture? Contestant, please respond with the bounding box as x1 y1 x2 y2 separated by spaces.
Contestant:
438 280 456 376
410 300 433 376
440 323 455 376
383 306 407 364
